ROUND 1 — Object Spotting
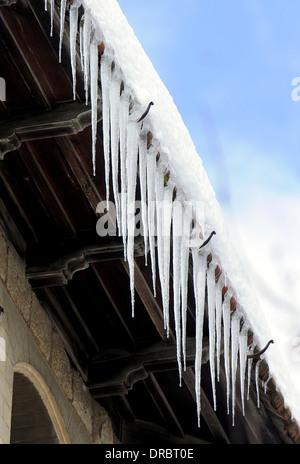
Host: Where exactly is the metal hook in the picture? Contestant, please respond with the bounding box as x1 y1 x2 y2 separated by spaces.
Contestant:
247 339 274 360
199 231 216 250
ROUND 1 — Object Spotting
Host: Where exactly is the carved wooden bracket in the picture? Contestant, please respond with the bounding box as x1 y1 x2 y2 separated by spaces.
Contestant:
26 235 145 288
0 100 101 158
87 337 209 397
0 1 16 6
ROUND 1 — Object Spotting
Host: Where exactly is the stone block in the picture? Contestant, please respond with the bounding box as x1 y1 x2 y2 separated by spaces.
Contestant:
29 293 52 362
6 249 31 323
50 331 73 401
0 233 7 283
72 370 93 435
92 402 113 444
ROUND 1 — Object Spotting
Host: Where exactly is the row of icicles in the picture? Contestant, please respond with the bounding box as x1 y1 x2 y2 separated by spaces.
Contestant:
45 0 271 427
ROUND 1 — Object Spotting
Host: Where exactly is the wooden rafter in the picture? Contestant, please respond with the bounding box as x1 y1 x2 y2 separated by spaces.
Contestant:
0 101 100 158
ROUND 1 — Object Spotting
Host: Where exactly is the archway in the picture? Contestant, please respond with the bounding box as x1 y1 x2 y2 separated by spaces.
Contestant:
10 362 70 444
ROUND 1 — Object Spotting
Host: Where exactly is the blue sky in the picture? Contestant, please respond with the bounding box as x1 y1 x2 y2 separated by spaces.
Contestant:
117 0 300 422
117 0 300 208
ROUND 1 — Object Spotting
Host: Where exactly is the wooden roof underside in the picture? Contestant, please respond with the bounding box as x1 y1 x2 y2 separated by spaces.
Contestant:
0 0 293 444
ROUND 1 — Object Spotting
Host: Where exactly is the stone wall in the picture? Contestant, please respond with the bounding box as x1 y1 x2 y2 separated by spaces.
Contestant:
0 231 113 444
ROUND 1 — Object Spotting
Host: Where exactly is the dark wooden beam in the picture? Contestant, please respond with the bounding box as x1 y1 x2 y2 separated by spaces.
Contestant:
91 263 138 350
122 419 212 445
87 337 202 398
144 373 185 438
0 101 100 157
182 368 231 444
0 196 26 259
26 235 145 288
27 0 86 103
122 261 167 342
54 136 103 213
34 287 90 382
0 8 51 109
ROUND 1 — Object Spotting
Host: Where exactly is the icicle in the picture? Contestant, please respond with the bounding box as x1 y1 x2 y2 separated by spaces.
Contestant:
59 0 67 63
223 290 232 415
247 343 254 400
138 128 149 264
100 52 112 208
162 179 174 337
231 312 240 426
79 18 84 71
172 197 183 384
239 326 248 416
207 260 217 411
69 0 81 100
181 201 192 371
44 0 47 11
263 374 272 394
146 146 157 296
83 12 92 105
215 277 223 382
155 162 173 336
90 35 99 177
255 359 262 408
50 0 54 37
126 118 141 317
155 161 166 321
119 88 130 259
110 64 122 230
192 248 208 427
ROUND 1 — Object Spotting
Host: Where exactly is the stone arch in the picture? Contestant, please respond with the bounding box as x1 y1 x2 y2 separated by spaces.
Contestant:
11 362 70 444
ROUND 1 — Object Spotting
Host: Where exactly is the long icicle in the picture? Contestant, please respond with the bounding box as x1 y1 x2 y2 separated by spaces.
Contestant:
79 16 84 71
207 259 217 411
147 146 157 296
247 343 254 400
138 128 149 264
255 359 262 408
59 0 67 63
239 325 248 416
83 12 92 105
100 51 112 208
126 118 141 317
192 248 208 427
90 34 99 177
69 0 81 100
181 201 192 371
172 196 183 384
223 290 232 415
231 311 240 426
215 277 223 382
162 178 174 337
119 88 130 259
155 160 166 319
110 64 122 230
50 0 54 37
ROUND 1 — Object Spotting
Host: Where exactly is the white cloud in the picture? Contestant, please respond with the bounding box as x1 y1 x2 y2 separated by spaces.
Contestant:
225 187 300 423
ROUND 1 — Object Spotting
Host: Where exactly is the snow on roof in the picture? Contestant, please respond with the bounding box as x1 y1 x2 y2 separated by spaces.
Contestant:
67 0 300 427
81 0 257 327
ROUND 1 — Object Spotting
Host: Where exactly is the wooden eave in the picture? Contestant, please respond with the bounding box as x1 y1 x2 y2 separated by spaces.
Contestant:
0 0 297 444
